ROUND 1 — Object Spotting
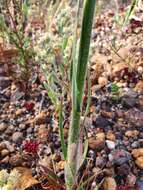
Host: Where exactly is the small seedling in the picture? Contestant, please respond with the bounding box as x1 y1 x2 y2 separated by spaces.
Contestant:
111 83 119 94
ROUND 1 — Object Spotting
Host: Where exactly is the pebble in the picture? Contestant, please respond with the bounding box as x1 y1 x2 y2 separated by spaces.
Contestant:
98 76 108 86
19 123 27 130
126 173 136 187
125 130 139 138
135 157 143 169
132 148 143 158
137 180 143 190
106 140 115 150
44 147 51 155
0 77 11 89
1 149 10 157
15 109 25 116
109 149 131 165
0 142 6 151
12 132 23 142
9 153 23 166
95 116 110 128
96 156 106 168
137 66 143 74
5 125 14 135
96 132 106 140
138 96 143 110
106 131 116 141
35 111 47 124
135 80 143 93
0 123 7 132
122 96 136 108
4 141 15 152
116 163 131 176
37 124 49 141
131 141 140 148
88 137 105 151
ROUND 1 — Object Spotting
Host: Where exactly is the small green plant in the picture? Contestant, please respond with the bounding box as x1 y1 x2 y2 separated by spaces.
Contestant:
65 1 96 189
37 3 75 160
111 83 119 94
115 0 138 29
0 0 33 80
40 1 97 190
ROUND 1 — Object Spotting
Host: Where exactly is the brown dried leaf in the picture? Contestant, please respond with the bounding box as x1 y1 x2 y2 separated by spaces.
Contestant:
14 167 39 190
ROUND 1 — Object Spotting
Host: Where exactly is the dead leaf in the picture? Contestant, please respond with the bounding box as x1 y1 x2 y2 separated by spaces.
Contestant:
14 167 39 190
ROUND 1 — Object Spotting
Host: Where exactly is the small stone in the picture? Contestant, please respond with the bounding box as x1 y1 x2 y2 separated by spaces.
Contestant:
106 131 116 141
98 76 108 86
106 140 115 150
88 150 95 158
15 109 25 116
96 132 105 140
44 147 51 155
35 111 47 124
37 125 49 141
132 148 143 158
88 137 105 151
124 108 143 127
126 173 136 187
116 163 130 176
125 130 139 138
9 153 23 166
4 141 15 152
96 156 106 168
0 142 6 151
139 139 143 145
12 132 23 142
135 81 143 93
0 123 7 132
11 89 24 101
57 171 64 179
19 124 26 130
109 149 131 165
1 149 10 157
137 180 143 190
5 125 14 135
138 96 143 110
95 116 110 128
135 157 143 169
122 96 136 108
137 66 143 74
0 77 11 89
131 141 140 148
